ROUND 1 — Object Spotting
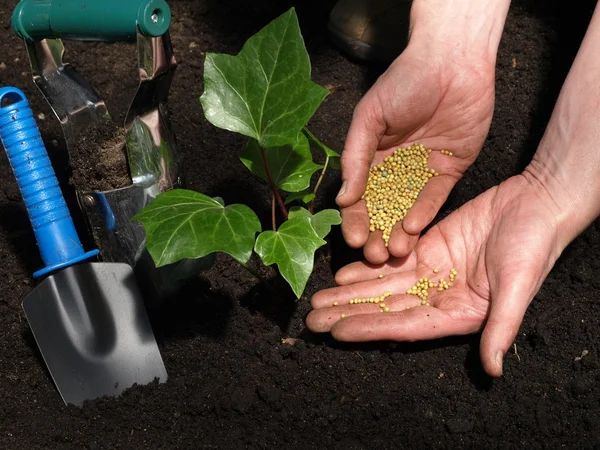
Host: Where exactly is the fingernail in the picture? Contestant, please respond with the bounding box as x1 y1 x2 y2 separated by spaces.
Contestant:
495 350 504 374
336 180 347 199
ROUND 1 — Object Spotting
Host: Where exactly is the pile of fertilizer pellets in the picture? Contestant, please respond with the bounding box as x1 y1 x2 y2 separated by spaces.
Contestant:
362 143 445 247
333 292 393 319
333 268 458 317
406 268 458 307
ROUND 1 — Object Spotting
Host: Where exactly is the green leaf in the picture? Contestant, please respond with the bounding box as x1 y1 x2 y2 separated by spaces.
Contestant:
284 190 315 205
288 207 342 239
240 133 323 192
255 216 326 298
200 8 329 148
133 189 261 266
303 128 341 170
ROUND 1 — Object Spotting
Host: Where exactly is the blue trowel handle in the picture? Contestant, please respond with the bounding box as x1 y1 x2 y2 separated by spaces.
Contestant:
0 87 99 278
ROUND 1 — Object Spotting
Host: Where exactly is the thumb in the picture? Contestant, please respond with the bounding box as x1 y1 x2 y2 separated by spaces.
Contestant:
479 268 538 377
336 99 385 208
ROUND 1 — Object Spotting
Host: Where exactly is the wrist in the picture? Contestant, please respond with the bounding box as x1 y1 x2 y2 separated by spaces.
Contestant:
523 139 600 253
521 159 578 254
408 0 511 66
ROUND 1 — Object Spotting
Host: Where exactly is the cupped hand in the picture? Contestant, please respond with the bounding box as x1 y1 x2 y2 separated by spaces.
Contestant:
309 175 565 376
336 42 496 264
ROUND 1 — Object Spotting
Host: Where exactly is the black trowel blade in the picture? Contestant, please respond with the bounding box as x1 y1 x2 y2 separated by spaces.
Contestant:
22 262 168 406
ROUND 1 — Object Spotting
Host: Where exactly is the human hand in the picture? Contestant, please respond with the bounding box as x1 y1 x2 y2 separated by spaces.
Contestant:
314 0 600 377
336 0 510 264
309 175 566 377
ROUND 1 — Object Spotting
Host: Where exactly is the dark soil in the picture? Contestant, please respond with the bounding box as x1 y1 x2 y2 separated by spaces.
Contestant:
1 0 600 449
70 120 131 192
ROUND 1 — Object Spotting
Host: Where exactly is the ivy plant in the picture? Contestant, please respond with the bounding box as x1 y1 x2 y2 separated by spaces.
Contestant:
134 7 341 298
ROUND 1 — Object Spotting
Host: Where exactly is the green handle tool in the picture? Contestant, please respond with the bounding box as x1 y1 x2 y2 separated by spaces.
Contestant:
12 0 171 42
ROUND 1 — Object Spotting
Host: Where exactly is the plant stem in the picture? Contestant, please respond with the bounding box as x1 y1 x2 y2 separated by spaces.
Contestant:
260 146 288 220
235 259 278 294
271 193 277 230
309 155 329 213
237 259 265 281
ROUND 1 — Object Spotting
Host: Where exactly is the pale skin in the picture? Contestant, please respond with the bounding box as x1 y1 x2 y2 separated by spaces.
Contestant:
308 0 600 376
336 0 511 263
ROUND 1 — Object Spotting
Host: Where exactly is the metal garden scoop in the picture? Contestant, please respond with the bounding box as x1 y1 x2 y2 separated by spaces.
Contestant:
0 87 167 407
11 0 214 305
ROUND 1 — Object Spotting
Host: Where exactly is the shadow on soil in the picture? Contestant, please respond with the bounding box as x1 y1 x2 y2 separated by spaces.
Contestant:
239 281 299 331
153 263 299 342
154 276 235 342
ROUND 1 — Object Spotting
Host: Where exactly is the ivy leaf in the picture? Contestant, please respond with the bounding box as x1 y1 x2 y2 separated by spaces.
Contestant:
240 133 323 192
303 128 341 170
288 206 342 239
133 189 261 266
200 8 329 148
284 190 315 205
255 216 326 298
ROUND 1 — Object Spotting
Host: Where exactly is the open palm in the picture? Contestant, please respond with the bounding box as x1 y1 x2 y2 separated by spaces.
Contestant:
309 175 564 376
337 44 496 264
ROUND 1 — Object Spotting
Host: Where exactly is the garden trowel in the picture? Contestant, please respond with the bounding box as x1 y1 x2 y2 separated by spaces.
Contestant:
11 0 215 305
0 86 167 407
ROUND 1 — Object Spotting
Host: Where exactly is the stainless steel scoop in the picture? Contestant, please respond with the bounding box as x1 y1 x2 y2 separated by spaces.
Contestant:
13 0 214 304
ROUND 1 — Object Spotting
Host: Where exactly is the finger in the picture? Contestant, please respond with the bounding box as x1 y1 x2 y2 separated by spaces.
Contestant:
479 270 537 378
363 230 390 265
334 253 417 285
311 273 418 309
306 293 428 333
340 200 370 249
387 221 420 258
330 292 482 341
402 174 456 236
336 101 385 208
